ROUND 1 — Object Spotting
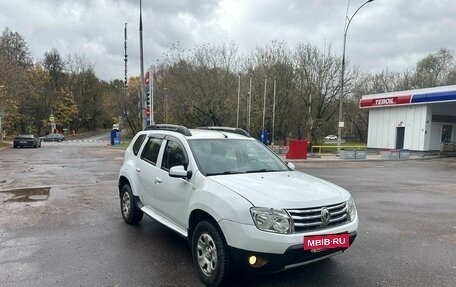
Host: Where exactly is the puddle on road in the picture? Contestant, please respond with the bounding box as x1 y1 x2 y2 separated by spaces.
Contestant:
1 187 50 202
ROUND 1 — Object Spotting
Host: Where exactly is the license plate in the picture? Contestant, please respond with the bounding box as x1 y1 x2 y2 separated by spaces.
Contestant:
20 141 26 143
303 233 349 250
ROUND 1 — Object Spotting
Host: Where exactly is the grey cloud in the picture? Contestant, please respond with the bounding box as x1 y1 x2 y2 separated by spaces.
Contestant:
1 0 455 80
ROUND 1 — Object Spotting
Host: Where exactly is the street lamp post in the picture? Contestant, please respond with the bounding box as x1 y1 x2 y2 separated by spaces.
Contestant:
262 75 267 143
236 73 241 128
139 0 146 130
337 0 374 154
247 75 252 133
272 77 277 146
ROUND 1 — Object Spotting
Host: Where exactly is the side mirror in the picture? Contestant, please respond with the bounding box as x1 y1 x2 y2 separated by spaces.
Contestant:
169 165 192 179
287 162 295 171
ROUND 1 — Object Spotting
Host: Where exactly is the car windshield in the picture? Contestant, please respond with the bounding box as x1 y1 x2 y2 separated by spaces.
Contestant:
188 138 289 176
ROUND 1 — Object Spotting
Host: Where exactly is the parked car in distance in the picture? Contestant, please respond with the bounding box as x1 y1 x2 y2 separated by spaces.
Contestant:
13 134 41 148
41 133 65 142
118 124 358 286
324 135 338 140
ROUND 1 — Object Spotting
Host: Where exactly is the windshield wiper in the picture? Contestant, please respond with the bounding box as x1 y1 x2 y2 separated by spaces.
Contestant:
246 169 276 173
205 171 245 176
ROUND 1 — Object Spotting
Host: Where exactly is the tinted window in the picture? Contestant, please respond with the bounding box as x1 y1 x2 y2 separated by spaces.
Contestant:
161 140 186 171
132 134 146 156
141 137 163 165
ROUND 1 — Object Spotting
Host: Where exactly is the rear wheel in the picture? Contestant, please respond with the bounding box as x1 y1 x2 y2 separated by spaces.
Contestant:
120 184 143 224
192 221 232 287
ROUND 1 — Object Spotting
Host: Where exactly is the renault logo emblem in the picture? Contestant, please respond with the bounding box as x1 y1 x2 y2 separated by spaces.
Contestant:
321 207 331 226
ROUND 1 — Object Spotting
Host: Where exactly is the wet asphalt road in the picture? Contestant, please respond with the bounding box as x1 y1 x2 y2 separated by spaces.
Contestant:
0 136 455 287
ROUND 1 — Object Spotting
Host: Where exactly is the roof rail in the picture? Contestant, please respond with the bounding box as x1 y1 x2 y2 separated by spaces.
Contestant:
145 124 192 136
196 126 250 137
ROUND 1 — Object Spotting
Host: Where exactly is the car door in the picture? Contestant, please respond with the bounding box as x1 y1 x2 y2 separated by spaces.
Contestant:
135 135 165 207
153 136 194 229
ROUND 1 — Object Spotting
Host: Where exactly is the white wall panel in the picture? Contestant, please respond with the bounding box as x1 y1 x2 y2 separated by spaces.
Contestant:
367 105 429 151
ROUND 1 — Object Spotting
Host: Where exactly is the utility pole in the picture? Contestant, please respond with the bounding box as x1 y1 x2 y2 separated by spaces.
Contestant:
139 0 146 130
150 66 155 124
236 73 241 128
247 75 252 133
124 23 128 88
262 75 267 143
272 77 277 146
337 0 374 154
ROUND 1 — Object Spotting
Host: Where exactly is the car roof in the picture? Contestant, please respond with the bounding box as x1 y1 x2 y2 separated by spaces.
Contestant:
139 126 252 140
187 129 250 140
143 129 251 140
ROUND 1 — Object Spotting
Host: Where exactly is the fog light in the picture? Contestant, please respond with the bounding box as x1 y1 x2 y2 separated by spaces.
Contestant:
248 255 268 268
248 256 257 265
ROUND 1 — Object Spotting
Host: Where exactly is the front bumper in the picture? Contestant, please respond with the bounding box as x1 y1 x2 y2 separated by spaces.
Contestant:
229 232 357 274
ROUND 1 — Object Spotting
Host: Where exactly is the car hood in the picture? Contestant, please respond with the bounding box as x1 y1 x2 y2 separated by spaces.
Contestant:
209 171 350 208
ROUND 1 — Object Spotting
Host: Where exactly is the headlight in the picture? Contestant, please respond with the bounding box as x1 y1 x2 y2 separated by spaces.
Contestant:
347 197 357 221
250 208 292 234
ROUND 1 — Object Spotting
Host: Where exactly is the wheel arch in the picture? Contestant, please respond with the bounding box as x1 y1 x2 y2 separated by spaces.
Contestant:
118 176 130 198
188 209 224 244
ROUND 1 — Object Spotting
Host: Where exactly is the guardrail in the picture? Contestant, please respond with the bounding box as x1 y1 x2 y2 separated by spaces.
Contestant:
310 145 367 154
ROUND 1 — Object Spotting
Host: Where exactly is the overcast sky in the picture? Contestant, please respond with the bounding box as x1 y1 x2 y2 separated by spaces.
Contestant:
1 0 456 81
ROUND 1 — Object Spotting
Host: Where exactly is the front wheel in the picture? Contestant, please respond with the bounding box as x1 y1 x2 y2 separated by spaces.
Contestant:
120 184 143 225
192 221 232 287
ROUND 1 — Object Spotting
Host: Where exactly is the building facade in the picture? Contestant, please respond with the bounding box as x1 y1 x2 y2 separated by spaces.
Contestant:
359 85 456 152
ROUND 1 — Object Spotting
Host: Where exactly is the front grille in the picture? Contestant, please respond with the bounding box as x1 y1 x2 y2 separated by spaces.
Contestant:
287 202 348 233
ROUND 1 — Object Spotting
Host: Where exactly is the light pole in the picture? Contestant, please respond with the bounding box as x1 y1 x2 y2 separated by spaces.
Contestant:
262 75 267 143
139 0 146 130
247 75 252 133
337 0 374 154
236 73 241 128
272 77 277 146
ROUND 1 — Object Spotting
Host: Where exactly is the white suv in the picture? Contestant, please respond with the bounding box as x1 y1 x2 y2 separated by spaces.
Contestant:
118 125 358 286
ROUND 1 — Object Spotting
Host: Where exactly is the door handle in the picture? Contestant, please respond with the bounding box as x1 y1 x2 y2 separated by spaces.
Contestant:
136 167 141 172
155 178 162 184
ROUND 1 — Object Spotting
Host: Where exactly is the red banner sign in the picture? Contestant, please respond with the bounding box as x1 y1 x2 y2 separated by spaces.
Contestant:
303 234 350 250
359 95 412 108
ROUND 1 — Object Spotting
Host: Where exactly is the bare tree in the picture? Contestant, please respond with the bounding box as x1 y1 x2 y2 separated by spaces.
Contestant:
413 48 454 88
162 41 240 127
293 43 354 143
246 40 295 144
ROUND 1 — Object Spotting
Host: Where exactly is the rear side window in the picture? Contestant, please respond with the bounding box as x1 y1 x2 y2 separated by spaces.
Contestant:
132 134 146 156
141 137 163 165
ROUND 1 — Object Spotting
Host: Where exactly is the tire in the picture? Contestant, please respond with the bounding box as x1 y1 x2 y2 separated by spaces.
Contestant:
192 221 232 287
120 184 143 225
